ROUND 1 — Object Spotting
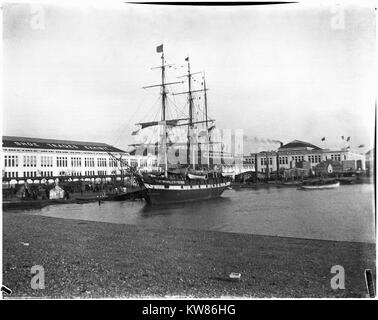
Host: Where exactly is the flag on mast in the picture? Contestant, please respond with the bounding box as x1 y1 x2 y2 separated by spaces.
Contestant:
156 44 163 53
185 56 189 61
321 137 325 141
131 129 140 136
346 136 351 142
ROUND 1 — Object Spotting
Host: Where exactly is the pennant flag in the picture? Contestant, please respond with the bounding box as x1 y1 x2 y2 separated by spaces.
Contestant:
341 136 344 140
208 125 215 132
156 44 163 53
185 56 189 61
131 129 140 136
346 136 351 142
321 137 325 141
358 144 365 148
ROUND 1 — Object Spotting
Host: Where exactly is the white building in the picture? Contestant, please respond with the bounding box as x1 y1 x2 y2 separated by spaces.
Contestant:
243 139 366 174
2 136 157 182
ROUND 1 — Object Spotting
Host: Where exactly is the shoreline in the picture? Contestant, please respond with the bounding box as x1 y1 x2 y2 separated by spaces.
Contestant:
3 212 375 298
3 179 373 211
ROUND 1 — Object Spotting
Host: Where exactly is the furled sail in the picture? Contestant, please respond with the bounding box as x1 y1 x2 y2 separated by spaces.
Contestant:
137 118 188 129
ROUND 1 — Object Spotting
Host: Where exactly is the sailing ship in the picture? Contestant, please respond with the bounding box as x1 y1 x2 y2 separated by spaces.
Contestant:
133 45 231 205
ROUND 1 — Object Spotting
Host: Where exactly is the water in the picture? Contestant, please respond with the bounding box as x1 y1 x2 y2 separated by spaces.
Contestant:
23 184 375 243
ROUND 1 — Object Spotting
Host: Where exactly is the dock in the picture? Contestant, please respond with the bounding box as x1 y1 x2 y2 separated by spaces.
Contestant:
3 187 145 211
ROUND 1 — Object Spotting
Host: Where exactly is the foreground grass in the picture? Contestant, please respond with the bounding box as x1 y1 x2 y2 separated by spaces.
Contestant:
2 211 375 298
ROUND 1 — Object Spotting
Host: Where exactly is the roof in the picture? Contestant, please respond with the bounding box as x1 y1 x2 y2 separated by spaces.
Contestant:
279 140 322 150
2 136 125 153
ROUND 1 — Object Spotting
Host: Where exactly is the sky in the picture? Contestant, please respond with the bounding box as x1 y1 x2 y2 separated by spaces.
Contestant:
2 1 376 154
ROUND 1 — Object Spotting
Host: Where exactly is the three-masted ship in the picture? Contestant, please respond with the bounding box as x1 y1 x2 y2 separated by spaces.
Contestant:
134 45 231 205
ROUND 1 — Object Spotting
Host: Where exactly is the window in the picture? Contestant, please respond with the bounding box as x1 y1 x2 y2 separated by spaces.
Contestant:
4 155 19 167
23 155 37 167
331 154 341 161
24 171 37 178
57 157 68 167
84 158 95 167
4 172 18 178
41 156 53 167
140 159 148 167
41 171 53 177
71 157 82 167
109 158 118 167
97 158 107 167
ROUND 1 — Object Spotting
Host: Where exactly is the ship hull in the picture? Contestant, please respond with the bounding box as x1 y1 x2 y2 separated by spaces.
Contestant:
142 181 231 205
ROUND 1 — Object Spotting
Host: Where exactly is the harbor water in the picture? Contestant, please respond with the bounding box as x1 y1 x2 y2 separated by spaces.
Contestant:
23 184 375 243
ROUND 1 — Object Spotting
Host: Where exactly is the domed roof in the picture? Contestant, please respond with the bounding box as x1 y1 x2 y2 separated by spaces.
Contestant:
279 140 322 150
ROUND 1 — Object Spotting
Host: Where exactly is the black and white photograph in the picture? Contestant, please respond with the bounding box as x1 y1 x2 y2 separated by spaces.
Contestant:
0 0 376 303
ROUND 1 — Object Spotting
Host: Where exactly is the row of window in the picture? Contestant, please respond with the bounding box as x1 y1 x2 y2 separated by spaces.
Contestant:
261 158 273 166
3 170 132 179
331 154 342 161
244 158 255 164
71 157 82 167
24 171 37 178
23 155 37 167
3 154 153 168
309 155 322 163
279 156 289 165
57 157 68 167
4 155 19 167
97 158 107 167
292 156 305 163
84 158 95 167
41 156 53 167
4 172 18 178
245 155 326 166
41 171 54 177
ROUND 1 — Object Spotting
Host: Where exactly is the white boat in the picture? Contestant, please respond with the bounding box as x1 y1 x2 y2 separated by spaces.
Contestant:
221 172 235 177
187 173 207 180
300 181 340 190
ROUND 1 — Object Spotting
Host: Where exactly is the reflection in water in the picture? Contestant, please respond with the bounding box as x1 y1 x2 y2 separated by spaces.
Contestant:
23 184 375 243
139 196 232 217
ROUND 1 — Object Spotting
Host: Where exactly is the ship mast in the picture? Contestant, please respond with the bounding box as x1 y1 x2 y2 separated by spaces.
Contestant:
203 74 210 168
142 45 182 177
186 57 195 169
160 50 168 177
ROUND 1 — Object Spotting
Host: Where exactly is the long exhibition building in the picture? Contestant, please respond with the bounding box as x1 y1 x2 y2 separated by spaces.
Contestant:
243 139 366 174
2 136 157 182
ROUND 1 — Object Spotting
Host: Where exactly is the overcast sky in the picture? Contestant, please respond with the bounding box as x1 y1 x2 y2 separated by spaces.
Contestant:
2 2 376 154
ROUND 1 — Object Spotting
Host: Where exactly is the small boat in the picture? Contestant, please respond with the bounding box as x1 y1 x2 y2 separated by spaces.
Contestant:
221 172 235 177
300 180 340 190
187 173 207 180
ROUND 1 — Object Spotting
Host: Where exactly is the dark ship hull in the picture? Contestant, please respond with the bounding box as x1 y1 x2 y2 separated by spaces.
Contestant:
142 180 231 205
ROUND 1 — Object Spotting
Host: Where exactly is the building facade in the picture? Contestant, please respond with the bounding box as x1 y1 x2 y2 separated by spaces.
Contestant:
2 136 157 181
243 139 366 175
